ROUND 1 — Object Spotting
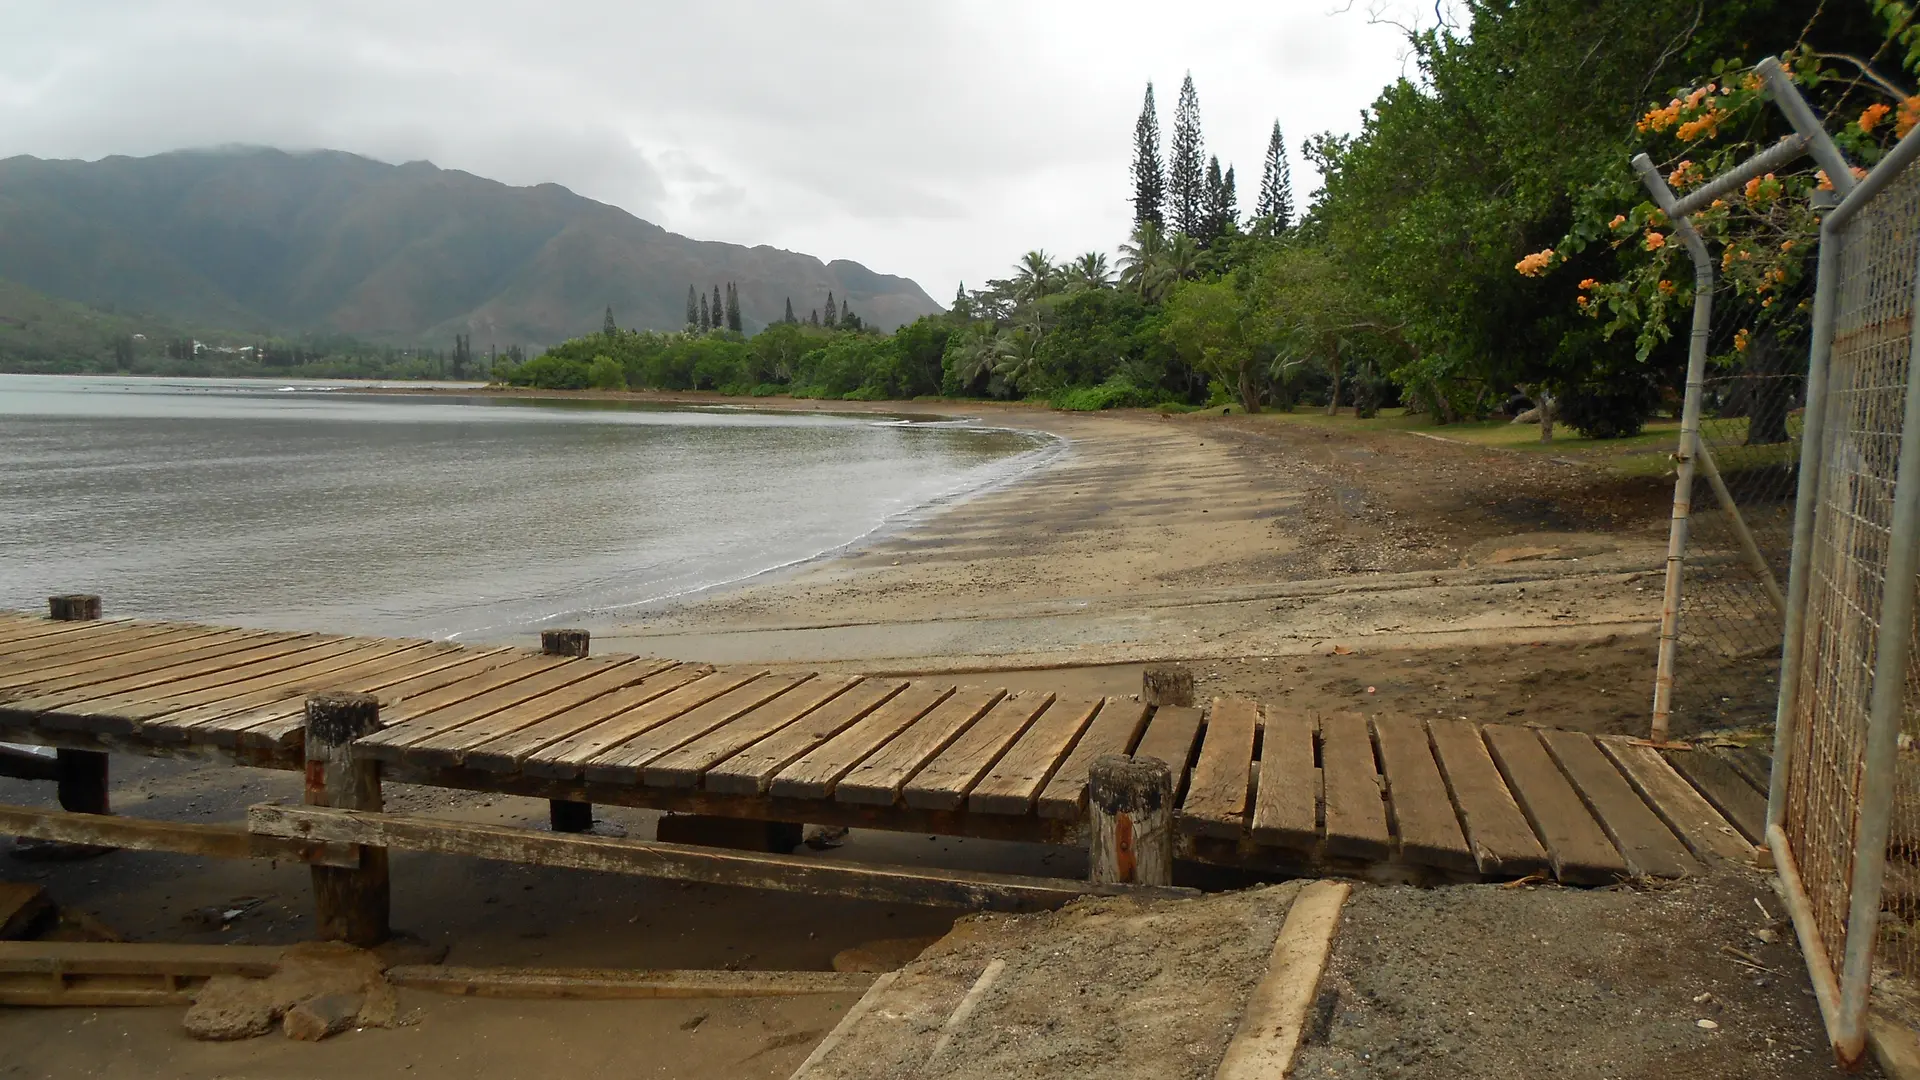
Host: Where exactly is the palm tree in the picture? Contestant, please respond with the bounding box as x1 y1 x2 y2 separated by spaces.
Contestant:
1065 251 1112 291
949 323 1009 392
1163 231 1201 284
1119 222 1174 303
992 326 1045 392
1012 250 1060 303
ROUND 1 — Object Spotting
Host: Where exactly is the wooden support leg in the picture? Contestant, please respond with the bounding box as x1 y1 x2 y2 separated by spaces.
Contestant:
1088 755 1173 886
304 691 389 946
55 751 109 815
540 629 595 834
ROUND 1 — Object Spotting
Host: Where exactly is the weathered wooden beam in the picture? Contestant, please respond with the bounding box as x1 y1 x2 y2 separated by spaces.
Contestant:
0 802 360 868
249 803 1197 912
1089 754 1174 886
0 940 290 1007
304 691 390 946
1214 880 1352 1080
386 965 874 999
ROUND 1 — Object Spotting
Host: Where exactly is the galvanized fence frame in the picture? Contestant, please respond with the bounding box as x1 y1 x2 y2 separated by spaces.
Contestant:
1767 107 1920 1065
1644 58 1855 742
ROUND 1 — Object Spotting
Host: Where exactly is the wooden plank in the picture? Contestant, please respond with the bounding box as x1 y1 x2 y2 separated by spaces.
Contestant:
461 664 710 774
0 623 205 675
772 683 963 802
357 656 633 763
183 645 504 746
701 680 908 795
1540 729 1694 878
1370 715 1473 872
0 941 287 977
0 802 359 867
0 628 297 696
1131 705 1204 796
211 647 526 751
1426 720 1550 877
643 675 863 789
900 690 1045 811
0 630 307 702
1035 698 1150 821
0 617 136 648
1664 748 1767 844
385 966 874 999
1180 696 1261 838
0 746 59 781
966 697 1102 817
520 669 765 780
132 640 435 735
586 673 815 783
140 643 465 734
831 685 1003 808
14 635 349 725
1482 724 1626 884
402 658 680 769
787 970 903 1080
1599 739 1753 862
1251 710 1319 851
250 803 1198 912
1319 711 1389 861
1214 881 1351 1080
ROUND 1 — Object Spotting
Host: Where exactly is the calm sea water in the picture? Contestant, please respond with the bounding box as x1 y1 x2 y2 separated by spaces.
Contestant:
0 375 1052 640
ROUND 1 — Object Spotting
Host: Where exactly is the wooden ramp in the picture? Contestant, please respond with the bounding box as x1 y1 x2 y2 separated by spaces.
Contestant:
0 610 1764 885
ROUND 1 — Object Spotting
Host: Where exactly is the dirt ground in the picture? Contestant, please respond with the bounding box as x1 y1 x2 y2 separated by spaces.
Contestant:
0 397 1836 1077
1296 873 1856 1079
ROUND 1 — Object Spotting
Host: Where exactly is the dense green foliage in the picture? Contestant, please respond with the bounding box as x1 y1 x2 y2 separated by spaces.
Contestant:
517 3 1913 428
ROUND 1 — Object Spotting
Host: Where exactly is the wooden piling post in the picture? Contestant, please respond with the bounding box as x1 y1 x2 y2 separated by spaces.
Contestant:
1088 755 1173 886
1142 664 1194 708
540 629 595 833
304 691 389 946
47 596 110 817
47 594 102 622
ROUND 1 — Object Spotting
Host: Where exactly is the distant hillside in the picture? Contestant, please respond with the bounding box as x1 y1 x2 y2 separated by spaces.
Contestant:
0 148 942 347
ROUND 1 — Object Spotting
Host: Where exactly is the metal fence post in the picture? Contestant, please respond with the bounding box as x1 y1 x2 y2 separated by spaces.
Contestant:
1634 154 1716 743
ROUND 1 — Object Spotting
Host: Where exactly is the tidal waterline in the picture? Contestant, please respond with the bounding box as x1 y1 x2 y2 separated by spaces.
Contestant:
0 375 1054 640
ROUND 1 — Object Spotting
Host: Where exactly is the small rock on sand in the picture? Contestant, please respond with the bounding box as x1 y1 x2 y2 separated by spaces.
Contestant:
284 992 364 1042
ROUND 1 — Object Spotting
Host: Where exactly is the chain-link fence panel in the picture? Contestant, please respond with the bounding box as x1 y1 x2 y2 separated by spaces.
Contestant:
1782 159 1920 1025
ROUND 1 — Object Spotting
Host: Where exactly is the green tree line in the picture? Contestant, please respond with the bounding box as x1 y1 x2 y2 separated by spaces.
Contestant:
506 2 1916 433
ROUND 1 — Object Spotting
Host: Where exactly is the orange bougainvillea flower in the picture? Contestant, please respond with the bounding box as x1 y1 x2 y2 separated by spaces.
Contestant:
1781 239 1795 252
1861 102 1892 134
1735 328 1751 352
1900 96 1920 139
1578 278 1598 290
1645 232 1667 252
1658 280 1676 294
1668 160 1700 188
1514 249 1555 277
1609 214 1627 229
1816 170 1834 191
1576 295 1589 307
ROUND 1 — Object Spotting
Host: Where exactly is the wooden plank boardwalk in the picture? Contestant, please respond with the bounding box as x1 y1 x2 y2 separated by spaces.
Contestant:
0 610 1769 884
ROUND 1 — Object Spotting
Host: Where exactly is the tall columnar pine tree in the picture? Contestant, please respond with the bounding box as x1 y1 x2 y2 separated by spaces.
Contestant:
698 291 711 331
1255 120 1293 233
839 298 852 328
952 282 974 321
602 306 617 336
824 291 838 329
712 286 723 329
810 308 820 326
1130 82 1165 229
725 282 742 332
1168 73 1205 238
685 285 699 328
784 297 796 324
1200 157 1231 245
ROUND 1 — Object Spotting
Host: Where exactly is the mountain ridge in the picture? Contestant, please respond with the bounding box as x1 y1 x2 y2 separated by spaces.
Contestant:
0 147 942 346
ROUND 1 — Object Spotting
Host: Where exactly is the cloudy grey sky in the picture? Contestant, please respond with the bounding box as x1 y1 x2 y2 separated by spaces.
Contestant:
1 2 1436 300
